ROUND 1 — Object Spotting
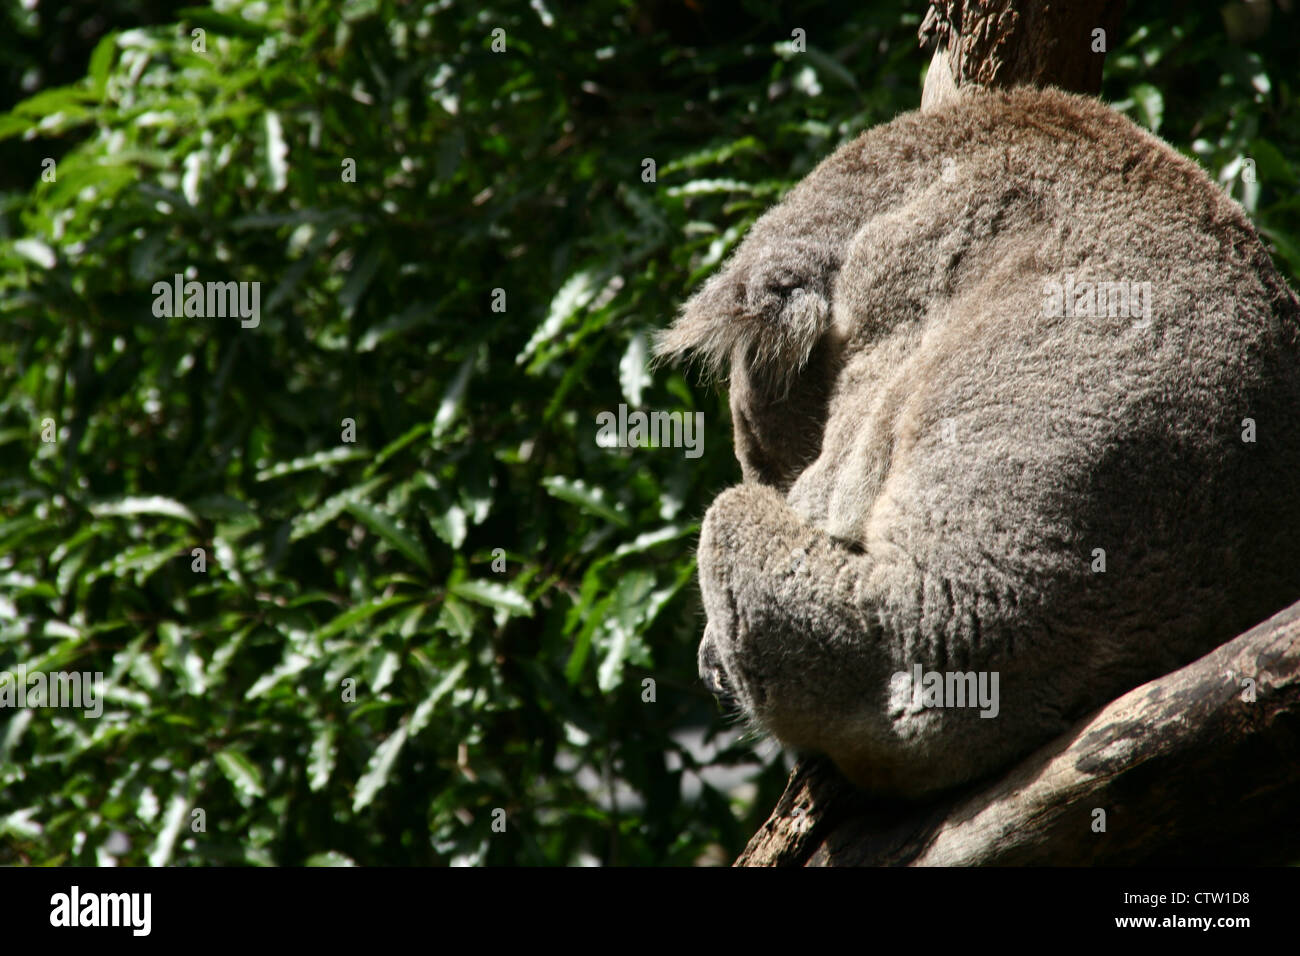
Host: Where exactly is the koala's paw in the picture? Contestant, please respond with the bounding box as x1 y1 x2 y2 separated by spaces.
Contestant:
695 484 816 721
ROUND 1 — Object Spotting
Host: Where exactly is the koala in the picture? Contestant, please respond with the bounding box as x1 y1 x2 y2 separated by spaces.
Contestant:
657 86 1300 797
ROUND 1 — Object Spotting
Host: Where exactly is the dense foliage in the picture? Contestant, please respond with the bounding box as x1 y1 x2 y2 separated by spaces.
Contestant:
2 0 1297 866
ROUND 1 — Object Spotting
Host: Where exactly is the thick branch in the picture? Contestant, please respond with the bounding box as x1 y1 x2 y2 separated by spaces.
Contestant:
737 599 1300 866
919 0 1127 111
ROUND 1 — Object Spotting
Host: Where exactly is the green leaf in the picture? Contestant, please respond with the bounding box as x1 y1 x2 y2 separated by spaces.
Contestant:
436 597 476 640
564 594 610 685
1128 83 1164 131
308 726 337 792
89 495 200 526
364 422 429 477
215 750 265 801
542 476 629 527
352 723 410 812
449 580 532 617
660 136 760 175
340 244 383 319
256 447 369 481
430 504 467 548
433 353 475 439
245 649 314 699
291 476 388 541
517 270 601 366
409 660 468 734
346 501 432 573
316 595 414 641
265 110 289 191
88 31 119 97
597 571 655 692
618 331 652 407
177 6 273 38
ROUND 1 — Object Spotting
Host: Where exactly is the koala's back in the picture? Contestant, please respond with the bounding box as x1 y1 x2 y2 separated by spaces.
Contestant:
665 88 1300 795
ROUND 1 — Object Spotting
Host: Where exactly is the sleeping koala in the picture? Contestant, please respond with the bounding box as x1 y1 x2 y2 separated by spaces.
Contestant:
657 86 1300 797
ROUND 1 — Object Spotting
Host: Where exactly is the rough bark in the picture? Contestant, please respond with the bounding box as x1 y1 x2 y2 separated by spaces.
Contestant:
736 599 1300 866
919 0 1127 111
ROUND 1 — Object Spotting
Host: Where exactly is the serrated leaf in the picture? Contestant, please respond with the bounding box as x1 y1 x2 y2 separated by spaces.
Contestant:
291 476 388 541
148 792 190 867
157 621 206 695
449 580 532 616
410 660 468 734
352 723 409 812
659 136 760 175
665 179 754 198
308 725 337 792
88 495 199 525
517 270 600 365
371 650 400 692
346 501 432 573
245 650 314 699
215 749 265 800
619 331 652 406
256 446 368 482
314 595 413 641
597 571 655 691
542 476 628 527
607 524 693 562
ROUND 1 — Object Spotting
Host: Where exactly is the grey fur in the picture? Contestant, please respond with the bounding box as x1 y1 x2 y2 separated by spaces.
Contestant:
659 87 1300 796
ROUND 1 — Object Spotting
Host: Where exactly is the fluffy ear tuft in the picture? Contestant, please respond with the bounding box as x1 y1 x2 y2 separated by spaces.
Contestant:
653 238 836 396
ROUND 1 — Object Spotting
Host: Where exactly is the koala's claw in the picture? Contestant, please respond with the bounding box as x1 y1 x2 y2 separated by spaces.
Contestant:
698 636 737 710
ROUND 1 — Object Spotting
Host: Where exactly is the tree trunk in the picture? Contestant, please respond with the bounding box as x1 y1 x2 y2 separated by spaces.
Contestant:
919 0 1127 111
737 599 1300 866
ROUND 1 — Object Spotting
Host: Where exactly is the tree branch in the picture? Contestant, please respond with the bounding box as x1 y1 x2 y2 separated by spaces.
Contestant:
737 600 1300 866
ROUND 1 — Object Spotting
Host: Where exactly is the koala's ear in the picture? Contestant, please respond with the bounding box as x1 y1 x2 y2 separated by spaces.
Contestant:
651 270 746 383
653 238 835 396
